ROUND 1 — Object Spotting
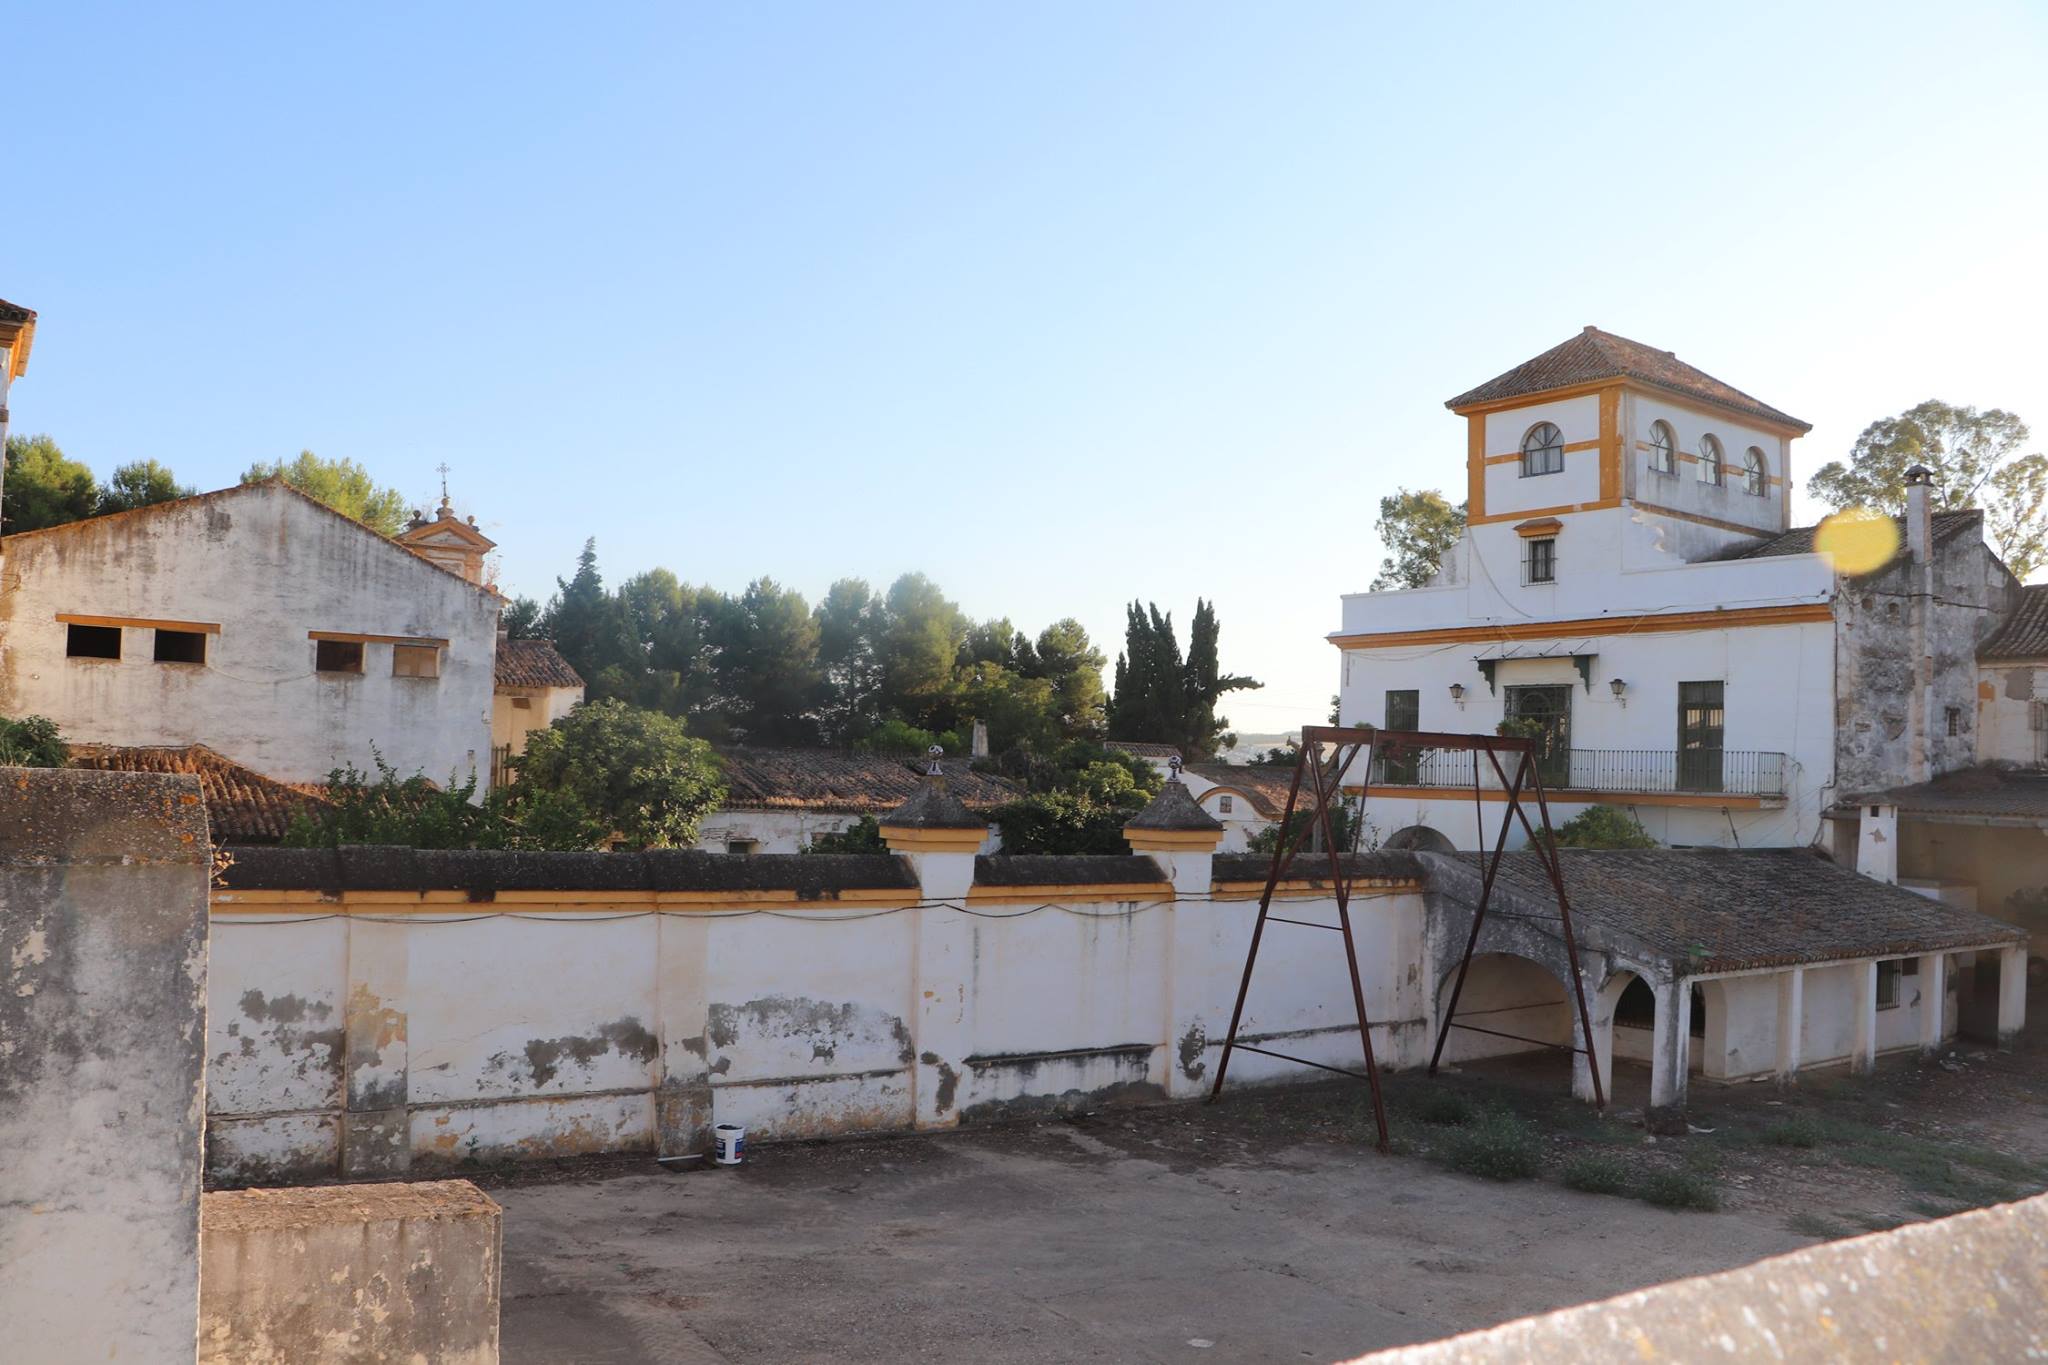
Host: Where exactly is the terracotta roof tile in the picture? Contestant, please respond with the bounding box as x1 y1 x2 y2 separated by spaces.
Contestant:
1837 765 2048 823
1438 848 2022 973
1186 763 1305 819
1446 327 1809 431
494 637 584 689
66 743 332 843
0 297 34 325
1105 741 1182 760
1126 779 1224 832
1980 584 2048 662
714 748 1023 814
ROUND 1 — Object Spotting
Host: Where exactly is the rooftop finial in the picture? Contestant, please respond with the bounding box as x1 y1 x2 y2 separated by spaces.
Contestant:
1167 754 1184 783
926 744 944 777
435 461 452 513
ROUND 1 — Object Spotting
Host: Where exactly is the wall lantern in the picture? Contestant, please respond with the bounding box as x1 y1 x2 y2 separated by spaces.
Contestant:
1448 682 1466 709
1609 677 1628 707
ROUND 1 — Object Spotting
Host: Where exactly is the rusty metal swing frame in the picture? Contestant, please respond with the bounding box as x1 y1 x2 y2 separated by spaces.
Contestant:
1205 725 1605 1152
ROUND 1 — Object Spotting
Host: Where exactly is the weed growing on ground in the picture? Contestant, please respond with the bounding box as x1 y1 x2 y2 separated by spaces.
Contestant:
1636 1167 1722 1212
1764 1115 1824 1149
1559 1153 1630 1195
1785 1211 1850 1239
1411 1089 1478 1128
1441 1111 1543 1181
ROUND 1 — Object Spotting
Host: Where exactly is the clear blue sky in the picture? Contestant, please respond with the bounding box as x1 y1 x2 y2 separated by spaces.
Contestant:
10 3 2045 733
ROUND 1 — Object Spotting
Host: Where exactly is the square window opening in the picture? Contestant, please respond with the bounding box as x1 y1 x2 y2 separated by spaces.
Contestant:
1524 538 1556 584
1218 795 1234 814
511 695 533 710
153 629 207 664
66 623 122 660
315 639 365 674
726 839 759 856
392 643 441 679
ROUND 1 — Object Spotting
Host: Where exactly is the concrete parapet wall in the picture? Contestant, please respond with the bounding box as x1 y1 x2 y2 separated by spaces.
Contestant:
0 767 213 1362
199 1179 502 1363
1351 1191 2048 1363
205 849 1432 1180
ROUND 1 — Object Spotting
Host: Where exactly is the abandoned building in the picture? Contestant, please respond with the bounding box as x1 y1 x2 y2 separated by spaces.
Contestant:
0 479 503 785
1330 328 2027 857
692 746 1024 853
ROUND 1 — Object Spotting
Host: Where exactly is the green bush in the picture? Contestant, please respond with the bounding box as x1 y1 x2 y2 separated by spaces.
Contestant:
1442 1112 1542 1181
0 714 67 768
1765 1115 1825 1149
1412 1089 1478 1127
1560 1153 1630 1195
1636 1167 1722 1212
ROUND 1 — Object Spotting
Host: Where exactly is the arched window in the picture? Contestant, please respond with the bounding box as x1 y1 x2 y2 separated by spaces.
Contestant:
1648 421 1676 475
1697 434 1724 485
1744 447 1767 496
1521 422 1564 477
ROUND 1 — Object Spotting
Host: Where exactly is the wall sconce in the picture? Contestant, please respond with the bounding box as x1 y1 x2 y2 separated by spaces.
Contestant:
1448 682 1466 709
1609 677 1628 707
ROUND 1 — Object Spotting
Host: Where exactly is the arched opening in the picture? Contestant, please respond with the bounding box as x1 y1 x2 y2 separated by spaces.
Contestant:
1436 953 1575 1071
1386 824 1455 854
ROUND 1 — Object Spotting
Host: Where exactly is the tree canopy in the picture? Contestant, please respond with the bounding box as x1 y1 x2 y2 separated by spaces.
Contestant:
98 459 194 514
1106 600 1256 761
242 450 410 536
1808 400 2046 579
1371 487 1466 590
530 541 1112 758
2 434 99 534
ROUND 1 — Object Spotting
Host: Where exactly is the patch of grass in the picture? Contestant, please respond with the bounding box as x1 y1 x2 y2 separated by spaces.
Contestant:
1636 1167 1722 1212
1560 1152 1630 1195
1786 1211 1849 1239
1441 1112 1543 1182
1410 1089 1479 1128
1764 1115 1825 1149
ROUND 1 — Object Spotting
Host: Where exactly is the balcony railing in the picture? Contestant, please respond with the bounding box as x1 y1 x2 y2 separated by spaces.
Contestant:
1368 747 1787 799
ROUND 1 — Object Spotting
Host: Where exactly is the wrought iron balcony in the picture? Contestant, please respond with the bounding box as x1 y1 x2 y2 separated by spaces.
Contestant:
1368 747 1787 799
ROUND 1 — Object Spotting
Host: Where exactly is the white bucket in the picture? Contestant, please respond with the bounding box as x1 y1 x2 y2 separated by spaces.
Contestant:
713 1123 746 1166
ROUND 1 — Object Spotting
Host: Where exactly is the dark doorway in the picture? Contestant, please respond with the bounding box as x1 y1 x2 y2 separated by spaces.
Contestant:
1506 684 1572 787
1957 950 2001 1044
1678 680 1725 792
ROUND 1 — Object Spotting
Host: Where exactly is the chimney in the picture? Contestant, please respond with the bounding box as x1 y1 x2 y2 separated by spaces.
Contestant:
970 719 989 760
1904 464 1934 565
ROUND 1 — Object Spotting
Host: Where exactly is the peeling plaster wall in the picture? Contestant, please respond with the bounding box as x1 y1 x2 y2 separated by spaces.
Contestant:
0 768 212 1361
199 1180 500 1364
204 879 1431 1180
0 482 500 784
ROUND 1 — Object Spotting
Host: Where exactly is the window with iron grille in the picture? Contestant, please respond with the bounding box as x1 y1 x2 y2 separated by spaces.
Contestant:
1524 538 1556 584
1744 447 1767 496
1697 434 1725 485
1384 689 1420 782
1877 960 1902 1010
1648 421 1677 474
1678 680 1725 792
1521 422 1564 477
1945 706 1961 737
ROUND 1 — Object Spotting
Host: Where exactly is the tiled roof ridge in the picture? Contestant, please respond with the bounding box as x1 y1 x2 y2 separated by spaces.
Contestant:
494 636 585 689
1126 779 1225 832
1978 582 2048 662
1445 326 1809 432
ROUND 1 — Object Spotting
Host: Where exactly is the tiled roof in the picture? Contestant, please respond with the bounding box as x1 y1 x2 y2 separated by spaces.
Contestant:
1711 508 1983 575
494 637 584 689
1126 779 1224 832
880 778 986 831
1439 848 2023 974
0 297 34 324
1838 766 2048 824
714 748 1024 814
1979 584 2048 662
66 743 332 843
1445 327 1810 432
1186 763 1305 819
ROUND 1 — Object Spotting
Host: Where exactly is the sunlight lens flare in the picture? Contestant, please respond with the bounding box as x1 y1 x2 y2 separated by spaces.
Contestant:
1814 507 1899 576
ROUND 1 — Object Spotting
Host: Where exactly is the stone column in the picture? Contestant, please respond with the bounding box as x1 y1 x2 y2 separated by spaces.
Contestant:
1775 967 1804 1083
1998 944 2027 1045
1851 960 1880 1076
1648 977 1690 1114
879 764 991 1128
1917 952 1949 1055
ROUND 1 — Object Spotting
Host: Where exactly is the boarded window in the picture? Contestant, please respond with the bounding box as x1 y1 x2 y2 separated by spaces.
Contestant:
315 639 364 674
392 643 441 679
66 623 122 659
153 629 207 664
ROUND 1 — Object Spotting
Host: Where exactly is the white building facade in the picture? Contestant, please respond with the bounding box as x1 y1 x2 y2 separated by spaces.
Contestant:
0 481 501 785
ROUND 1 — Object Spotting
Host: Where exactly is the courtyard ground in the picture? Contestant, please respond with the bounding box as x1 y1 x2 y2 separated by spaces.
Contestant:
488 1022 2048 1364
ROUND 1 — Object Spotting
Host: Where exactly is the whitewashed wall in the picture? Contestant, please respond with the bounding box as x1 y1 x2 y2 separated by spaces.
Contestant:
0 483 499 784
204 873 1431 1182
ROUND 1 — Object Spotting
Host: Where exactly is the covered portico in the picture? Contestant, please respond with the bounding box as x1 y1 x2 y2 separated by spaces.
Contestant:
1420 848 2027 1115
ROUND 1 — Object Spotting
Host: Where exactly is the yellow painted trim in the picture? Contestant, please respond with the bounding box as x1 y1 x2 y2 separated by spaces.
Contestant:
58 612 222 634
0 314 35 380
966 883 1172 902
1482 439 1599 467
1124 828 1226 850
1598 386 1621 501
1328 601 1834 650
1468 498 1622 526
1341 785 1770 811
1513 517 1564 538
878 826 986 853
309 630 450 647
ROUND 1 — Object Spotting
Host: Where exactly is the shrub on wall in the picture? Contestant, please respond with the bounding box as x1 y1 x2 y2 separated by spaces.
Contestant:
0 714 67 768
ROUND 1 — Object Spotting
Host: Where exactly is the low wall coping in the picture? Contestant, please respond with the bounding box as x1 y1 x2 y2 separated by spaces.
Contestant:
0 766 211 864
203 1179 500 1234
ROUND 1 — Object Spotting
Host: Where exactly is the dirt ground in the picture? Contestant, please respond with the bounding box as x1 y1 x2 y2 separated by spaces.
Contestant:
487 1022 2048 1364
